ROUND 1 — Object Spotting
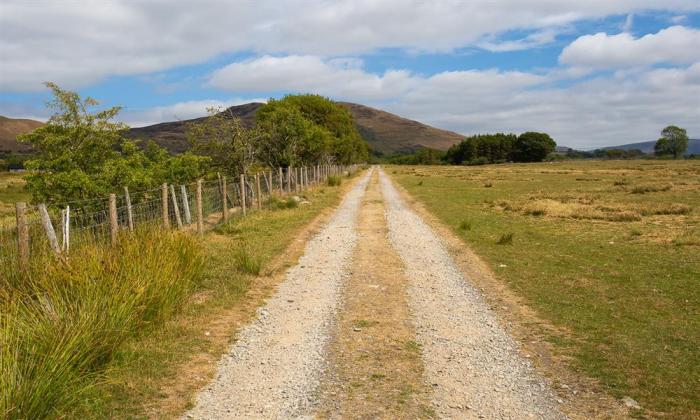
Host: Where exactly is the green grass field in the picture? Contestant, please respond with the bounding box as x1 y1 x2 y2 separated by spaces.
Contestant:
389 160 699 418
0 172 29 226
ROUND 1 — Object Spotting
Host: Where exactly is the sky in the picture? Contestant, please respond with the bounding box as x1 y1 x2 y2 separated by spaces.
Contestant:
1 1 699 149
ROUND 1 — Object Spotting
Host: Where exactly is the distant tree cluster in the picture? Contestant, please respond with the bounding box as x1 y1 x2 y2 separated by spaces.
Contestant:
444 132 556 165
386 148 446 165
654 125 688 159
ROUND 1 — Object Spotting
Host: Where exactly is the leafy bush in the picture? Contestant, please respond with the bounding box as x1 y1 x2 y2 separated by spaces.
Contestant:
0 228 203 419
327 175 342 186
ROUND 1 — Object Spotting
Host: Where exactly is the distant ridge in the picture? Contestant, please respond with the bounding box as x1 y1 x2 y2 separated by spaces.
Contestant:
127 102 262 153
337 102 465 154
127 102 465 155
598 139 700 155
0 115 44 153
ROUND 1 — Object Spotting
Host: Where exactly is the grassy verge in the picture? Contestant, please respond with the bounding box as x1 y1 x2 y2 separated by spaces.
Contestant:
75 183 348 417
1 228 203 419
388 161 699 417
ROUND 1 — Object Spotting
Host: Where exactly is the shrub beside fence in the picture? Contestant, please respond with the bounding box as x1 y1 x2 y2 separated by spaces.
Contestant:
0 164 359 270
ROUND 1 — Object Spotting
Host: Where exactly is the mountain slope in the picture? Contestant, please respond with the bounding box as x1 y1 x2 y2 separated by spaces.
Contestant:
338 102 464 154
0 116 44 153
128 102 465 155
127 102 262 153
599 139 700 155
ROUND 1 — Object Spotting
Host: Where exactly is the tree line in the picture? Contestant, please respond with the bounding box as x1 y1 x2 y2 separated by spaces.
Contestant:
384 131 556 165
19 84 368 205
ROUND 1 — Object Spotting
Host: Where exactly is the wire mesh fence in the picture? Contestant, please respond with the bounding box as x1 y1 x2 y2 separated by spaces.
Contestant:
0 164 360 270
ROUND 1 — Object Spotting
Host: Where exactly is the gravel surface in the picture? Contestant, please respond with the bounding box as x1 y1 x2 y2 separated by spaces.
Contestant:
379 169 566 419
185 171 371 419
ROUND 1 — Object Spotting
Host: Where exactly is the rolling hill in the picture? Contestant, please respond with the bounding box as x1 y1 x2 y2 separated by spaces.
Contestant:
0 116 44 153
128 102 465 155
127 102 262 153
337 102 465 154
598 139 700 155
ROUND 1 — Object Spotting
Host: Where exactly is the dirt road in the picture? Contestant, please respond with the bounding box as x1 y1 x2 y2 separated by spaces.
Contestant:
185 167 564 419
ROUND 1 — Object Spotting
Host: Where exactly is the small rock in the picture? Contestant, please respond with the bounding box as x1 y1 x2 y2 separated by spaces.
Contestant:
498 264 507 268
622 396 641 410
204 331 211 336
353 327 362 332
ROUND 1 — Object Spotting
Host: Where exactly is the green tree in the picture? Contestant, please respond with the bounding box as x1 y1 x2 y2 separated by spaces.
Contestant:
655 125 688 159
187 107 264 176
19 83 208 205
256 95 368 165
511 132 556 162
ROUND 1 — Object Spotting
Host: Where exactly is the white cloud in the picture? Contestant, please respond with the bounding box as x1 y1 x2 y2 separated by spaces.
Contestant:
209 55 420 101
208 54 699 148
119 98 268 128
478 28 560 52
560 26 700 69
622 14 635 32
389 64 700 149
1 0 699 91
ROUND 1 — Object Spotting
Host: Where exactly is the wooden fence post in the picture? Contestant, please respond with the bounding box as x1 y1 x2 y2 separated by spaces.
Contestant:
267 169 273 195
180 185 192 225
62 205 70 253
278 167 284 194
162 183 170 229
221 176 228 222
255 173 262 210
170 184 183 229
15 202 29 269
124 186 134 232
286 167 292 193
38 203 60 255
240 174 247 216
196 179 204 236
109 193 118 246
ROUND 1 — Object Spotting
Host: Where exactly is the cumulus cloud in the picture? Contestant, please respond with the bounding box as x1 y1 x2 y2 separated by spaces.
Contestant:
208 54 699 148
2 0 699 91
119 98 268 128
390 64 700 149
478 28 560 52
209 55 419 100
560 26 700 69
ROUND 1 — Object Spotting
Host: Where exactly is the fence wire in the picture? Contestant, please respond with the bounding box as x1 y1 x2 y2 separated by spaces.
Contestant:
0 164 360 269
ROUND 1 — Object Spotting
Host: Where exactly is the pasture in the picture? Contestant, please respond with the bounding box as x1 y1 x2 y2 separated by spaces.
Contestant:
0 172 29 225
390 160 699 417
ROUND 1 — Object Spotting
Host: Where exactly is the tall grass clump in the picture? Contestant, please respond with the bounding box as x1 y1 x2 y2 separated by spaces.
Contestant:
0 227 203 419
234 244 263 275
327 175 342 186
496 232 514 245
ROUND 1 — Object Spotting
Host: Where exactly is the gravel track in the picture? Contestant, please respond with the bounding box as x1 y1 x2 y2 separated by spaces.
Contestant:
379 169 565 419
185 170 371 419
